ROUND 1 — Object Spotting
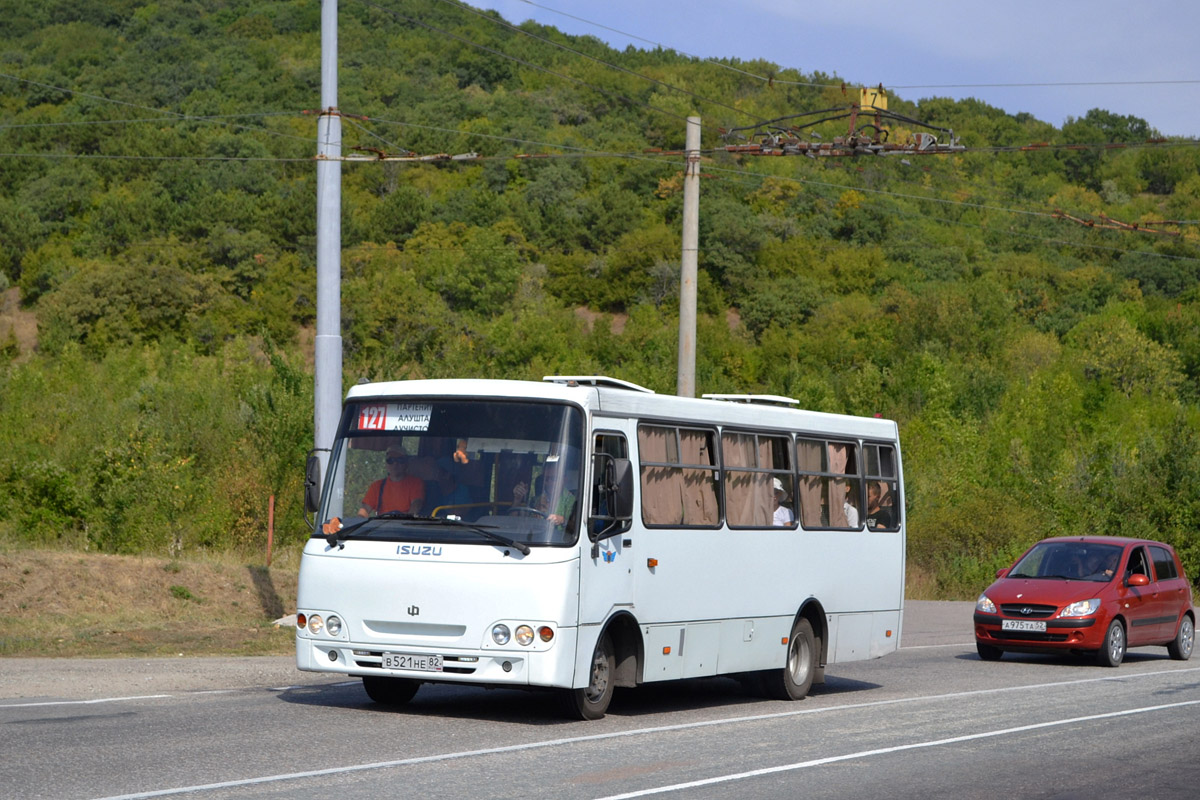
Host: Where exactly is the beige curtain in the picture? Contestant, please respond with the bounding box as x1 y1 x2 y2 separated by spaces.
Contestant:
723 433 761 526
679 430 718 525
796 439 824 527
638 426 683 525
828 443 861 528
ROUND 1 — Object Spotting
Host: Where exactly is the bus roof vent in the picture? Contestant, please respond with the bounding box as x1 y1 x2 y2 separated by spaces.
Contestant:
543 375 656 394
702 393 799 407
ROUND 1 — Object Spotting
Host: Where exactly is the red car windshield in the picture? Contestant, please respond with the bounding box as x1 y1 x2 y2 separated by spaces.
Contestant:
1009 541 1124 582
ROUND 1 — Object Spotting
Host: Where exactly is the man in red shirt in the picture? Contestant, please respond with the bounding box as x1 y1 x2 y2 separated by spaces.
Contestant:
358 446 424 517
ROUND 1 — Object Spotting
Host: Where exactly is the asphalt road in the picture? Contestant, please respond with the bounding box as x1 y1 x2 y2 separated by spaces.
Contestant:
2 601 1198 800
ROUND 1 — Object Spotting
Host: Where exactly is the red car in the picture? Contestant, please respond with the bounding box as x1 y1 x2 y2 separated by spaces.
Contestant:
974 536 1195 666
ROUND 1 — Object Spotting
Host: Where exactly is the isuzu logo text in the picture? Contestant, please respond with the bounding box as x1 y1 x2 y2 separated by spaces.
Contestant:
396 545 443 556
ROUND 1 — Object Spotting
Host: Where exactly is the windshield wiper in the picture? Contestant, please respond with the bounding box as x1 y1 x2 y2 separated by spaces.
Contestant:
322 514 530 555
323 511 417 547
420 517 531 555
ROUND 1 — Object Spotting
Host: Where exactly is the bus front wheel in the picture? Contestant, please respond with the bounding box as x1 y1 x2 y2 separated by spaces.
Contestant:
763 618 818 701
362 675 420 706
563 632 615 720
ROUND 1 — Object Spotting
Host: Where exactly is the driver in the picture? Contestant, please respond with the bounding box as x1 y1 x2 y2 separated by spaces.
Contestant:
1082 550 1118 580
358 446 424 518
511 461 576 527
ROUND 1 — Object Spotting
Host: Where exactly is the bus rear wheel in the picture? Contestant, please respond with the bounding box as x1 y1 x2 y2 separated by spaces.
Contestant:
763 618 818 701
362 676 420 706
563 632 615 720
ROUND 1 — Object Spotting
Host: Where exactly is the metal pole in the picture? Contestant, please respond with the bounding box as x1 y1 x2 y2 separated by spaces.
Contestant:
315 0 343 480
677 116 700 398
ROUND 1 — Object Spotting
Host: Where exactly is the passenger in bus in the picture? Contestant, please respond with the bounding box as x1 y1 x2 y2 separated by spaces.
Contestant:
772 478 794 526
427 457 471 517
843 483 859 528
866 482 894 530
358 446 425 517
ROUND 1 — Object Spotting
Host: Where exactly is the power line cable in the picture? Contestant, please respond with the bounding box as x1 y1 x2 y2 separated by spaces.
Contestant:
352 1 718 133
697 159 1200 261
424 0 761 122
479 0 832 87
0 71 313 145
474 3 1200 95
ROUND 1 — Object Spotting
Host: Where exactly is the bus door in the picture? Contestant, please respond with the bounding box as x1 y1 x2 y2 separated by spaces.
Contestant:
578 427 635 627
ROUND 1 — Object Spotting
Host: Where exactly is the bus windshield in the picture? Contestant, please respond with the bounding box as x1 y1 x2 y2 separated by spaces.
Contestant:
315 398 585 547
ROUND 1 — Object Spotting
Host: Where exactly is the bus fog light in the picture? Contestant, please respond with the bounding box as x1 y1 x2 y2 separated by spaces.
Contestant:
308 615 324 635
538 626 554 642
328 649 338 662
502 661 512 672
516 625 534 646
492 624 511 645
326 616 342 636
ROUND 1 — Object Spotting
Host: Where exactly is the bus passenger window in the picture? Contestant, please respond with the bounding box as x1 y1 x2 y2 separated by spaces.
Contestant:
723 431 792 528
638 425 719 527
796 438 863 530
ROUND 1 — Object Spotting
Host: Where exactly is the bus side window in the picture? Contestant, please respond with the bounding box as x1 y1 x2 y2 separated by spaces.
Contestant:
638 425 719 527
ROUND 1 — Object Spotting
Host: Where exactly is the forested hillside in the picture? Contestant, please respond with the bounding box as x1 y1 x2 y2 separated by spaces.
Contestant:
2 0 1198 597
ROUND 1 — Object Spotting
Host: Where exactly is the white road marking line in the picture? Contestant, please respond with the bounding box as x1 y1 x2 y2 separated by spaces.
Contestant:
899 642 976 649
0 694 172 709
86 665 1200 800
593 699 1200 799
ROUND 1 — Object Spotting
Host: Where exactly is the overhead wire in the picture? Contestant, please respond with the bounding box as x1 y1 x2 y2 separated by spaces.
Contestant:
473 1 1200 95
352 0 715 132
474 0 834 87
0 71 313 146
422 0 762 123
2 8 1195 265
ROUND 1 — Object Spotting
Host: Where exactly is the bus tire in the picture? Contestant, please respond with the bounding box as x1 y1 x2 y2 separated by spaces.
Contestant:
362 675 420 706
563 632 615 720
763 618 817 701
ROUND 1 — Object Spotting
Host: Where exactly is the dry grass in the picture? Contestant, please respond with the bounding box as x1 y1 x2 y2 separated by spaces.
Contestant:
0 287 38 359
1 545 944 658
904 563 942 601
0 547 301 658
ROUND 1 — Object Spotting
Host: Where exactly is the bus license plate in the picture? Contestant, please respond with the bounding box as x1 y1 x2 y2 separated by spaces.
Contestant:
1001 619 1046 633
382 653 443 672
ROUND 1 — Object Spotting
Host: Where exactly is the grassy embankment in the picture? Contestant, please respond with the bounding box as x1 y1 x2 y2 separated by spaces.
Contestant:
1 547 300 658
1 545 944 659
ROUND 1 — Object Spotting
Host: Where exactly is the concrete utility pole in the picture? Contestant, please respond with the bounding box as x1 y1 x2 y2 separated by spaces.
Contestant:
676 116 700 398
314 0 343 479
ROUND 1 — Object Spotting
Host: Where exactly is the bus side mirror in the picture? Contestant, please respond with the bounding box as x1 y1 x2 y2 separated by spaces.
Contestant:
609 458 634 519
304 455 322 514
589 455 634 541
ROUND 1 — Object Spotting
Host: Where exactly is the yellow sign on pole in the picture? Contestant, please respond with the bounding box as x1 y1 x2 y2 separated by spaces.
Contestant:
860 86 887 111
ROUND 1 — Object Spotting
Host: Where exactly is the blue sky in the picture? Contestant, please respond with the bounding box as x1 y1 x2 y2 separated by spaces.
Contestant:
473 1 1200 138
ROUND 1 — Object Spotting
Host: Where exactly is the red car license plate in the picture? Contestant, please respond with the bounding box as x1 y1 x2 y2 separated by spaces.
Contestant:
1001 619 1047 633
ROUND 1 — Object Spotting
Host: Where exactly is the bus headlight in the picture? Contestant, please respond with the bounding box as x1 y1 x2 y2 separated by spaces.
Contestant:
326 615 342 636
308 614 324 635
515 625 534 646
492 624 511 645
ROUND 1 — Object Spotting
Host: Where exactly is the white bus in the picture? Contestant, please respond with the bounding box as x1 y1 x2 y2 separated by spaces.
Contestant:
297 376 905 719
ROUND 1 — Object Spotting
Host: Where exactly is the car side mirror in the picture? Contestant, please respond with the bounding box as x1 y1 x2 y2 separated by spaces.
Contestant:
304 454 322 514
995 568 1009 579
1126 573 1150 587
